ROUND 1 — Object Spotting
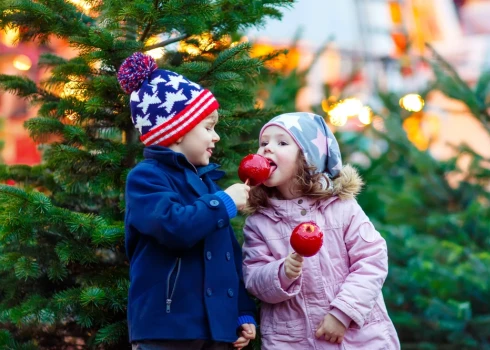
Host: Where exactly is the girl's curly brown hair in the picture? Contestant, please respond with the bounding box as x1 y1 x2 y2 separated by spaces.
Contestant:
245 151 336 214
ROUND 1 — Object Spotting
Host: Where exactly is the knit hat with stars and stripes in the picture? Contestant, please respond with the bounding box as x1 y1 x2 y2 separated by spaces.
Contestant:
260 112 343 179
117 52 219 147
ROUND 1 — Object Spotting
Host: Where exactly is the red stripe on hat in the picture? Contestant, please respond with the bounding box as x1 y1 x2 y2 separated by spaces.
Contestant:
140 89 218 147
151 96 218 147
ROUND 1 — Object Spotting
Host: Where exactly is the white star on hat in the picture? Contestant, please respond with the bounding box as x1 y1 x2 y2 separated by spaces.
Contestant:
130 91 140 102
134 114 153 133
152 112 176 129
311 129 327 158
166 75 188 90
137 92 162 114
149 75 167 93
159 89 187 113
275 114 302 131
185 90 201 104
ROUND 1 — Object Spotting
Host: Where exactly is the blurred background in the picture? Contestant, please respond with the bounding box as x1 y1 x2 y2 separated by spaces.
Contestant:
2 0 490 164
1 0 490 349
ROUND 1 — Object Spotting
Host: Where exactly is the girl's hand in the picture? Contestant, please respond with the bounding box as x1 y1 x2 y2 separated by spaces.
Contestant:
284 252 304 279
233 323 256 349
315 314 346 344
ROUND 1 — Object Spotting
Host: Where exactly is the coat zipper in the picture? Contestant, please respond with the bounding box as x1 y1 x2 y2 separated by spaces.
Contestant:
166 257 181 313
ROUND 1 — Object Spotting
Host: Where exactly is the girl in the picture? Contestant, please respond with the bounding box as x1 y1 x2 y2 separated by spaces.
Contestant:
242 112 400 350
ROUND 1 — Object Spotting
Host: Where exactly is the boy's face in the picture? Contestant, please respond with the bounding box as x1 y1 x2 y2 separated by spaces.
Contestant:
174 110 220 167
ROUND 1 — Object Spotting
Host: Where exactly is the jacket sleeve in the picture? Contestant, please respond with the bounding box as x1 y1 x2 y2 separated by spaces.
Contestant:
230 228 257 327
125 164 233 250
329 199 388 328
242 217 303 304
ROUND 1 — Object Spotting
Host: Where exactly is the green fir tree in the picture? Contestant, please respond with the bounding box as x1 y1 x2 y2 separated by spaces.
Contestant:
0 0 294 348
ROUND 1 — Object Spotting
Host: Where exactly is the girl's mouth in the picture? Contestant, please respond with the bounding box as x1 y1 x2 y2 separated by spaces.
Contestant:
268 160 277 175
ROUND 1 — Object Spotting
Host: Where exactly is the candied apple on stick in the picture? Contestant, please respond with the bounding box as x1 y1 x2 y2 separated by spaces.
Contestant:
290 222 324 257
238 154 272 186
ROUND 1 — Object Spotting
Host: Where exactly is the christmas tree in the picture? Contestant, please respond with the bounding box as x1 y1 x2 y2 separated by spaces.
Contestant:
0 0 293 348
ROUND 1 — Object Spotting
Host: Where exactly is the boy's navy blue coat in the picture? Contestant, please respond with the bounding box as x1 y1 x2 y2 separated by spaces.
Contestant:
124 146 256 343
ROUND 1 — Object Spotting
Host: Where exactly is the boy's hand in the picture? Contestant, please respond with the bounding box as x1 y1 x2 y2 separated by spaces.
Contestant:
224 184 250 211
233 323 256 349
315 314 346 344
284 252 304 279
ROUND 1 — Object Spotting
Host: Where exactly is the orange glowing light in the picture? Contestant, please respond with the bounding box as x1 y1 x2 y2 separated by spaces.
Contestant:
13 55 32 71
389 1 403 25
250 43 300 72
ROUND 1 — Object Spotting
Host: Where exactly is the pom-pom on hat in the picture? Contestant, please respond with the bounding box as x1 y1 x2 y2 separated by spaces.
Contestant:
117 52 219 147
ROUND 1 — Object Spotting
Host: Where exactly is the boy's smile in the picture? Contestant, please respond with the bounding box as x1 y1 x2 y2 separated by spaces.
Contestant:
170 110 220 167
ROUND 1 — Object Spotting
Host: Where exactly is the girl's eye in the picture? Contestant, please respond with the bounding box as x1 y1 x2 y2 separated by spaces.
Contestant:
279 141 288 146
260 141 268 147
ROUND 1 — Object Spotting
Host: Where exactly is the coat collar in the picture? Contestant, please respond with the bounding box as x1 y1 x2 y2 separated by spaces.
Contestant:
143 146 225 197
258 196 338 222
250 164 363 220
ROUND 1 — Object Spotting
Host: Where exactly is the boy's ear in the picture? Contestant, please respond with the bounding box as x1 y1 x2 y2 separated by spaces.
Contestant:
175 136 184 145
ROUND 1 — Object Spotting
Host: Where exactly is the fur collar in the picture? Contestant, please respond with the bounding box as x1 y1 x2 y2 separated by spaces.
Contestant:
249 164 364 218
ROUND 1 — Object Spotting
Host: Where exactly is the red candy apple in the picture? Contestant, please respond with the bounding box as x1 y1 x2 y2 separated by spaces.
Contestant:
238 154 271 186
290 221 324 257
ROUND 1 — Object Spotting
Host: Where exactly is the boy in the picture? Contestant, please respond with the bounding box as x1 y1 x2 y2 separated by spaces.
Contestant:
117 53 256 350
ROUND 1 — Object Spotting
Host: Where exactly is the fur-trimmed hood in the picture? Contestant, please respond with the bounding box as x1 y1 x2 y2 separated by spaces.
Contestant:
252 164 364 220
329 164 364 200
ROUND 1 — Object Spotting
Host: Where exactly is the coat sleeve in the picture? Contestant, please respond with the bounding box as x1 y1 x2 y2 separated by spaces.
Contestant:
242 217 303 304
230 228 257 325
125 164 232 251
329 199 388 328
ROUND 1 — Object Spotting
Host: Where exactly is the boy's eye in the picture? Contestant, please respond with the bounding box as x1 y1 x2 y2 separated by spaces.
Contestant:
260 141 268 147
279 141 288 146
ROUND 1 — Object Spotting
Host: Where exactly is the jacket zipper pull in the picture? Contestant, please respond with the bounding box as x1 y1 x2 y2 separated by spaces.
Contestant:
166 298 172 313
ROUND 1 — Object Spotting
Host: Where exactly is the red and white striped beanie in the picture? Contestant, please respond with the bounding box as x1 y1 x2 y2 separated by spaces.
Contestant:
117 52 219 147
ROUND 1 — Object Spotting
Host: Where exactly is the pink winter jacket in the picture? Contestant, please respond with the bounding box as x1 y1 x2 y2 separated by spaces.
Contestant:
242 166 400 350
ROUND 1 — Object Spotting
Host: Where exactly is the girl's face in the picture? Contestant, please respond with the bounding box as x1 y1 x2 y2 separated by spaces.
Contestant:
258 125 301 199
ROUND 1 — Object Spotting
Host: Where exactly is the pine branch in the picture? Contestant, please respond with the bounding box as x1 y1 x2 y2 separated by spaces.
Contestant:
0 0 297 346
425 44 490 134
143 33 189 51
95 320 127 345
210 42 252 72
139 0 160 42
0 75 38 98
